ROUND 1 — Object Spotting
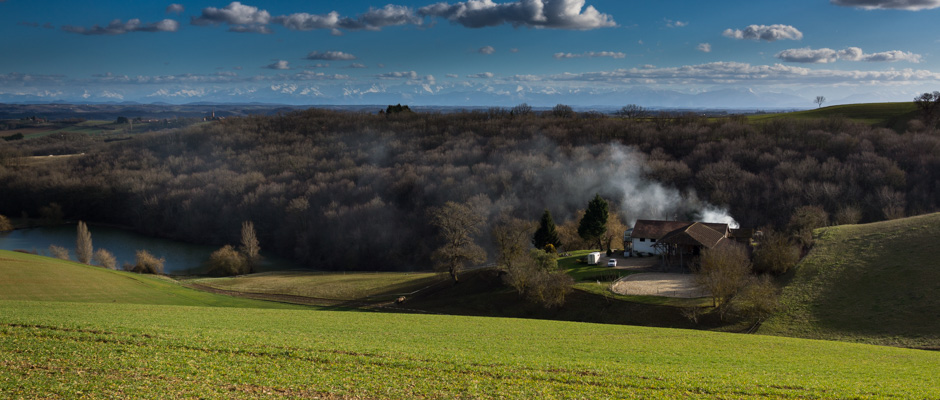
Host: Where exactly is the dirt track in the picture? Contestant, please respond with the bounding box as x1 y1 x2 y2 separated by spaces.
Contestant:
610 273 709 298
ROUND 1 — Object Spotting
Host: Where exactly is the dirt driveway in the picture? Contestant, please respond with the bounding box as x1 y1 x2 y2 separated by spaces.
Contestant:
610 273 709 298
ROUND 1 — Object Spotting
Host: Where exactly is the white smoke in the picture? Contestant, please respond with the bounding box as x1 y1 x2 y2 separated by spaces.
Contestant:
573 144 739 228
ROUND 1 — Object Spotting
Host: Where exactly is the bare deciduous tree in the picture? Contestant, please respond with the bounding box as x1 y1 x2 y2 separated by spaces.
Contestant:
49 245 69 260
76 221 93 264
130 250 164 274
209 245 247 276
240 221 260 273
814 96 826 108
430 200 487 282
92 248 117 269
695 243 751 318
616 104 648 119
0 214 12 232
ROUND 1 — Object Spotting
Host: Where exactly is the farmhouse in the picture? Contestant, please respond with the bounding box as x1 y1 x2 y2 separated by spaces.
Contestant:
626 219 730 256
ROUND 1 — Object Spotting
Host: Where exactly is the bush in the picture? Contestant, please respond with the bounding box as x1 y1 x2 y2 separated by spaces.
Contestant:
92 248 117 270
207 245 247 276
752 229 800 275
0 214 12 231
49 245 69 260
731 275 781 326
130 250 164 274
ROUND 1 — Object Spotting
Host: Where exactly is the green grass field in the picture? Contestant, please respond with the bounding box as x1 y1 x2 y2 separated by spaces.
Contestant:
0 250 300 309
760 213 940 349
3 248 940 398
748 102 919 131
2 299 938 399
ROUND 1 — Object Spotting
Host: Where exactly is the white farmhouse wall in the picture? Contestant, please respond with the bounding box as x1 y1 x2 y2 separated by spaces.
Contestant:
631 237 661 255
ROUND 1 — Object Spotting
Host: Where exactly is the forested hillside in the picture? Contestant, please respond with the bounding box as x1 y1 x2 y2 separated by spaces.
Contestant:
1 109 937 270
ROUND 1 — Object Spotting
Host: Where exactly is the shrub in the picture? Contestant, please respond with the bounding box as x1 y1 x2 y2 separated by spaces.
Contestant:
0 214 12 231
207 245 247 276
731 275 781 326
131 250 164 274
49 245 69 260
92 248 117 269
752 229 800 275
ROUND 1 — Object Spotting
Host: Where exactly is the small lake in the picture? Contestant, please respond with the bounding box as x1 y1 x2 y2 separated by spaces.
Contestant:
0 224 301 274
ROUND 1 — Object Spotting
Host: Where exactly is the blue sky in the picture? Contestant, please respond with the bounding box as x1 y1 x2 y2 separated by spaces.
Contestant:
2 0 940 108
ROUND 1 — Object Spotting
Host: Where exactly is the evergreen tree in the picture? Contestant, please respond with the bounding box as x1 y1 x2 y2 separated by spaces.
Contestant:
532 209 561 251
577 194 608 250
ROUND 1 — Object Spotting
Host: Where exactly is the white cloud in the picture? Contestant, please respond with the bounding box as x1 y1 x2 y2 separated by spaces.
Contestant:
776 47 922 63
665 19 687 28
378 71 419 79
345 63 368 69
445 73 459 78
553 51 625 59
697 43 711 53
264 60 291 70
306 51 357 61
479 45 495 54
468 72 495 78
830 0 940 10
62 18 179 35
550 61 940 86
191 2 271 33
418 0 616 30
722 24 803 41
510 48 519 53
166 4 184 14
274 4 421 32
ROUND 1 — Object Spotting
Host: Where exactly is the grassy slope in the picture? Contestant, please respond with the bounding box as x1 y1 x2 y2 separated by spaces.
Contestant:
2 300 938 399
0 250 300 309
760 213 940 348
748 102 918 131
190 270 442 302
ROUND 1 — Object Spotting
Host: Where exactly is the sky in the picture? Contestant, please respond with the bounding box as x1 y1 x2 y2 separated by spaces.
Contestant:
2 0 940 108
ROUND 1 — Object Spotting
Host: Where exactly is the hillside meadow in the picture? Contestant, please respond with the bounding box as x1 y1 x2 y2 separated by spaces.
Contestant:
2 249 940 398
3 299 939 399
760 212 940 349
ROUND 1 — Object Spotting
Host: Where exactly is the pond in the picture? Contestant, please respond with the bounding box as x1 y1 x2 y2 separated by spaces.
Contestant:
0 224 301 274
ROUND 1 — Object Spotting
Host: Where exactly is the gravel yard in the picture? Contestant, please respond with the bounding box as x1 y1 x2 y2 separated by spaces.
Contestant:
610 273 709 298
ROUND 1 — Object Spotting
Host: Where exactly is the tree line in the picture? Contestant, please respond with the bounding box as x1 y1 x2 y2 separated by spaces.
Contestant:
0 106 938 272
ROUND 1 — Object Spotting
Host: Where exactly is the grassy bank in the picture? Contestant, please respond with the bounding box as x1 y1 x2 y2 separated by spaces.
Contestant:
759 213 940 348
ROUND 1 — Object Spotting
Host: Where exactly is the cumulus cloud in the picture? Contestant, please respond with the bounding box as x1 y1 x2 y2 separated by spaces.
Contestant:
191 2 272 33
776 47 922 63
468 72 495 78
722 24 803 41
445 73 459 78
306 51 357 61
418 0 616 30
697 43 711 53
166 3 184 14
62 19 180 35
479 45 495 54
553 51 625 59
274 4 421 32
830 0 940 10
264 60 291 70
345 63 368 69
378 71 419 79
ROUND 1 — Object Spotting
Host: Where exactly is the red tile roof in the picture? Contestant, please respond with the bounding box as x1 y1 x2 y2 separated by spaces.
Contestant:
630 219 729 240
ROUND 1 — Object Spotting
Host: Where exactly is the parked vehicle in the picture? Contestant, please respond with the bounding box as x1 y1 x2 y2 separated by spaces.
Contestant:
607 259 617 267
586 252 602 265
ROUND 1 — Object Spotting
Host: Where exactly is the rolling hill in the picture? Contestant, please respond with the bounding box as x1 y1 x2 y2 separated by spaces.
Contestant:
748 102 920 131
759 213 940 349
0 250 300 308
2 248 940 398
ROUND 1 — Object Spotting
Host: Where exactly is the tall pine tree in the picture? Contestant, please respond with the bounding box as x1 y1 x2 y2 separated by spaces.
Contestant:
578 194 609 251
532 209 561 251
